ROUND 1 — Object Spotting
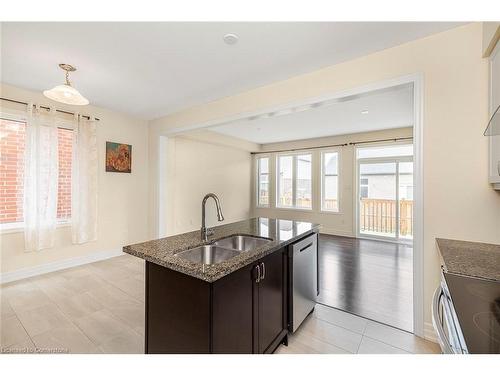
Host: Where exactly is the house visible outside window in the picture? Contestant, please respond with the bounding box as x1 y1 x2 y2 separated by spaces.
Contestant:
277 155 293 208
0 118 73 226
277 153 312 209
321 151 339 212
257 157 269 207
296 154 312 209
360 177 369 199
0 119 25 225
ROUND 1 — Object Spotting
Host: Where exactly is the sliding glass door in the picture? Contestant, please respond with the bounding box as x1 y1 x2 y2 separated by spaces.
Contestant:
398 161 414 241
357 145 413 242
358 161 398 239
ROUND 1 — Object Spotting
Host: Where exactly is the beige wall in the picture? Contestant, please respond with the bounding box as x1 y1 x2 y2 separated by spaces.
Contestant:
160 134 252 236
253 127 413 236
180 129 260 153
482 22 500 57
0 84 150 274
149 23 500 333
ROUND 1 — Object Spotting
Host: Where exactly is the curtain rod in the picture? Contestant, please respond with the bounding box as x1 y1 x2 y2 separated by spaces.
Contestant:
0 97 100 121
250 136 413 155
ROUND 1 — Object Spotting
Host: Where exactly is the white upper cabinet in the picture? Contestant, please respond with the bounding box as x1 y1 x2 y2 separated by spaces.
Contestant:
489 41 500 189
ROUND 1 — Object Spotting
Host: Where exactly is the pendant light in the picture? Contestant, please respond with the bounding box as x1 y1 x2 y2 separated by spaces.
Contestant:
43 64 89 106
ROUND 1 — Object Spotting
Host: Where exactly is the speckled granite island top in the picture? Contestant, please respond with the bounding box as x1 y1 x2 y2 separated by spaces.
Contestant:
436 238 500 281
123 217 320 283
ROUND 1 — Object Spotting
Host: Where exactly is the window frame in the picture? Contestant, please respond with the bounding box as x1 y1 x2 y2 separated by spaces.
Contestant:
256 156 270 208
320 149 341 213
276 152 313 211
0 112 74 232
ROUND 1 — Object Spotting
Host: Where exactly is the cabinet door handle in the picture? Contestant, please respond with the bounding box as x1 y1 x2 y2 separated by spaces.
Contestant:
261 262 266 280
255 264 261 283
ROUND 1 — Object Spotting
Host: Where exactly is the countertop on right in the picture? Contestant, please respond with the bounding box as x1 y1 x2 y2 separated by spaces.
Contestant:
436 238 500 281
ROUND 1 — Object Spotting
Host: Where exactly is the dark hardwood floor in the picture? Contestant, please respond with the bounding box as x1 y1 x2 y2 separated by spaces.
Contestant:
317 234 413 332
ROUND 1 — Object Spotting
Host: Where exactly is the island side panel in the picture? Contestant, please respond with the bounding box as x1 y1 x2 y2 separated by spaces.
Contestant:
146 261 211 353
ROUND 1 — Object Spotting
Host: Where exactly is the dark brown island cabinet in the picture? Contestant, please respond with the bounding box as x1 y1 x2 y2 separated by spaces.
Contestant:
145 234 317 354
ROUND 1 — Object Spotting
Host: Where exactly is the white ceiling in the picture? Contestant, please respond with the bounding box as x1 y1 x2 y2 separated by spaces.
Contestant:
2 22 462 119
210 83 414 144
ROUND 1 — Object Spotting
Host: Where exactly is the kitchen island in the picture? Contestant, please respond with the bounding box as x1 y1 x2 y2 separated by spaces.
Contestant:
123 217 320 354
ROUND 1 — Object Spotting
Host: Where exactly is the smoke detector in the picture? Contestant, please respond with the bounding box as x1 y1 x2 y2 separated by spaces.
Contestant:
223 33 239 45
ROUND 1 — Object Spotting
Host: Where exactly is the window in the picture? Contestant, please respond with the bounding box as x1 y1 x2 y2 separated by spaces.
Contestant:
360 178 369 199
277 155 293 207
296 154 312 209
0 118 73 226
0 119 25 224
277 153 312 209
321 151 339 212
356 144 414 240
257 157 269 206
57 128 73 220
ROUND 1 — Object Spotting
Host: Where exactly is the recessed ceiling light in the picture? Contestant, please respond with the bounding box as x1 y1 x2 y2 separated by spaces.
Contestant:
223 33 239 45
361 110 369 115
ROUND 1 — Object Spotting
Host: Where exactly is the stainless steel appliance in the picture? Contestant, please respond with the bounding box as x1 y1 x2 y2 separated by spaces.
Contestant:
288 233 318 333
433 270 500 354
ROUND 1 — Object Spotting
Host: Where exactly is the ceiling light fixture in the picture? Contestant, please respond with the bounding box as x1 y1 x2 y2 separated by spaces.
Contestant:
43 64 89 106
310 102 324 108
361 110 369 114
223 33 239 45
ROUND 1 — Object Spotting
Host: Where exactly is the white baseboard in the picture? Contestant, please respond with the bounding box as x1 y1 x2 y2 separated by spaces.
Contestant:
423 322 438 343
0 248 124 284
319 227 354 238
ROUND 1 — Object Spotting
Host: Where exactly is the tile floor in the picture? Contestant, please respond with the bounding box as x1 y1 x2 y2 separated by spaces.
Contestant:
1 254 440 354
276 304 440 354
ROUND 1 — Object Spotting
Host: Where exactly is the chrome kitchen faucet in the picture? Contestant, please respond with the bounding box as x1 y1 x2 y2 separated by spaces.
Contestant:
201 193 224 241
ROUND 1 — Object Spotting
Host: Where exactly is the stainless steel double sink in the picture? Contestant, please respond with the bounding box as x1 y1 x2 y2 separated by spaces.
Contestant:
175 235 272 265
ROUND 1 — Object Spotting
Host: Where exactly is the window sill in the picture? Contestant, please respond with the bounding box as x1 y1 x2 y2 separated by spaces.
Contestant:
0 222 24 234
274 206 313 212
319 209 342 215
255 206 343 216
0 221 72 234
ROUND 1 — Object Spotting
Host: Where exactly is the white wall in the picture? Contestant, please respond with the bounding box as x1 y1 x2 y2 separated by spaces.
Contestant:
0 84 150 275
253 127 413 237
148 23 500 334
160 134 252 236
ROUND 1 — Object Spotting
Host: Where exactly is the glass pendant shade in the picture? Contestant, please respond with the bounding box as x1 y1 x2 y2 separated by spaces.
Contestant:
484 105 500 136
43 84 89 106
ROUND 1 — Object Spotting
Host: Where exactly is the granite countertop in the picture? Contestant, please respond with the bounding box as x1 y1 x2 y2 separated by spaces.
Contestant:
123 217 320 283
436 238 500 281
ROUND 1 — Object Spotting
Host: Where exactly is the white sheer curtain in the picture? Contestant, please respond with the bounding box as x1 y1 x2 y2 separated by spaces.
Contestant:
23 105 59 251
71 115 98 244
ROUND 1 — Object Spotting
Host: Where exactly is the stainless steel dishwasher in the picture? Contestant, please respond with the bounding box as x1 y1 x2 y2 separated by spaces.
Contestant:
288 233 318 333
